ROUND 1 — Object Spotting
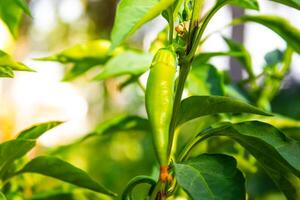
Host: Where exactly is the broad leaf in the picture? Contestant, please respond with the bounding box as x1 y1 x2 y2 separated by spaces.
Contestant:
192 51 243 65
223 37 255 79
29 192 74 200
0 139 35 178
0 50 34 74
36 40 111 63
62 62 96 81
84 115 150 140
93 51 153 80
186 121 300 199
233 15 300 54
175 154 245 200
17 121 63 140
187 64 224 96
122 175 156 199
111 0 174 49
17 156 116 196
270 0 300 10
177 96 271 125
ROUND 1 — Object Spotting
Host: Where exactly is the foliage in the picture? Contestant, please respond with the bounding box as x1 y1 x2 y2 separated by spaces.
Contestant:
1 0 300 199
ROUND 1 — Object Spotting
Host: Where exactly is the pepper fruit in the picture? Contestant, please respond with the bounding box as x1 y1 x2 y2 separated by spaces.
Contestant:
145 48 176 181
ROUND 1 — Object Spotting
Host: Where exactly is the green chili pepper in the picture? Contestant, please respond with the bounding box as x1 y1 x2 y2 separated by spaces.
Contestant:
145 48 176 170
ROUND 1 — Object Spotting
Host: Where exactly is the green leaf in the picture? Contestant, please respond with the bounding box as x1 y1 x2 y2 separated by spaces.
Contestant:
0 50 34 72
29 192 74 200
177 96 271 125
217 0 259 10
0 192 7 200
14 0 31 16
233 15 300 54
93 51 152 80
174 154 245 200
17 156 116 196
0 66 14 78
0 139 35 178
270 0 300 10
17 121 63 140
122 175 156 200
0 0 23 37
187 64 224 96
62 62 96 81
111 0 174 49
187 121 300 199
192 51 243 65
36 40 111 63
223 37 255 79
84 115 150 140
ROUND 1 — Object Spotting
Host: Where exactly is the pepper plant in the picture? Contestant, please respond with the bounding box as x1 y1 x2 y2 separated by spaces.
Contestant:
1 0 300 199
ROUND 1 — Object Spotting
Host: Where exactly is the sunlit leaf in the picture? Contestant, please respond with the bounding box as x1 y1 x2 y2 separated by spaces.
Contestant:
36 40 112 63
17 121 63 140
175 154 245 200
217 0 259 10
0 50 34 73
93 51 152 80
270 0 300 10
17 156 116 196
233 15 300 54
111 0 174 49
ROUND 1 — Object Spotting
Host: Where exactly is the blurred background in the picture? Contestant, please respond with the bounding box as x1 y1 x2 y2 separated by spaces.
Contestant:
0 0 300 199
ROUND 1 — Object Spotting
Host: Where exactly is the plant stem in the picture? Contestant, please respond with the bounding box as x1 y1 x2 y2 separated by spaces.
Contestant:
150 181 166 200
168 60 191 158
187 2 226 60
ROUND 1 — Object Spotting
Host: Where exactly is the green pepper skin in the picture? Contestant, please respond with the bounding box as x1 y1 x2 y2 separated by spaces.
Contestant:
145 48 176 166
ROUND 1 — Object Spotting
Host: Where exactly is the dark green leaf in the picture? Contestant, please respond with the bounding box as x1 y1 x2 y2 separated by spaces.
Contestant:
223 37 255 79
233 15 300 54
122 175 156 200
111 0 174 49
178 96 271 125
93 51 152 80
187 121 300 199
29 191 74 200
0 139 35 178
175 154 245 200
17 156 116 196
17 121 63 140
187 64 224 96
270 0 300 10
